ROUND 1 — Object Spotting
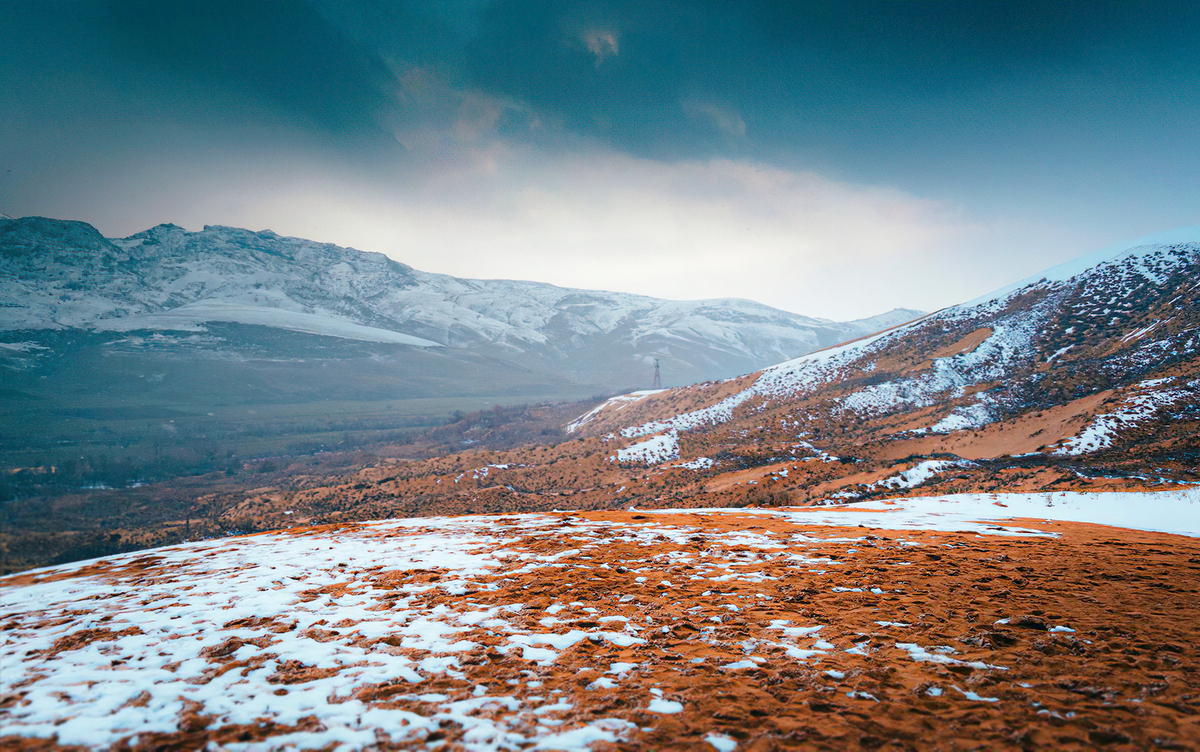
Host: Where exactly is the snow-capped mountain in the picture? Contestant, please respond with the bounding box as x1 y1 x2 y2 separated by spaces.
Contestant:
0 216 920 389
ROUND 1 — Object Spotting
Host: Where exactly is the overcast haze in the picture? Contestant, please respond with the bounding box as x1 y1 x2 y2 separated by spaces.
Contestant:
3 0 1198 320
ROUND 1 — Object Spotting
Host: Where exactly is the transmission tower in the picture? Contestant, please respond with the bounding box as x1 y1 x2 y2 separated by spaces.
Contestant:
652 358 662 389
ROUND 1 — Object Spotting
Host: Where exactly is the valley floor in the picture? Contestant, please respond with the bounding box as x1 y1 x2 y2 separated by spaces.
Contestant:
2 494 1199 750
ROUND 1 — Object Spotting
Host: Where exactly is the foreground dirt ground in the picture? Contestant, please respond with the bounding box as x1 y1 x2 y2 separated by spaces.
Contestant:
2 509 1198 751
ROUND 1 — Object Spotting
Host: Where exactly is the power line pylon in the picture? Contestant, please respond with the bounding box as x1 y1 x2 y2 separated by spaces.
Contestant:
652 358 662 389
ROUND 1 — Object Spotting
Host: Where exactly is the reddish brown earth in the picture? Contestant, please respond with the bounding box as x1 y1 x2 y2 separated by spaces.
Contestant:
2 511 1198 750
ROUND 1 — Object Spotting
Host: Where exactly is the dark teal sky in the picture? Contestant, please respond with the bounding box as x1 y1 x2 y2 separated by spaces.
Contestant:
3 0 1198 318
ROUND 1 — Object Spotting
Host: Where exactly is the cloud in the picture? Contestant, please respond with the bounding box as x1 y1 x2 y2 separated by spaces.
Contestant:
583 29 620 66
75 137 976 320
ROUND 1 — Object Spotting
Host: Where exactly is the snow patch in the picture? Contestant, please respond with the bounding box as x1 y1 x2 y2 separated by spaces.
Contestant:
1057 380 1194 455
613 430 680 465
566 391 665 433
647 487 1200 538
873 460 969 491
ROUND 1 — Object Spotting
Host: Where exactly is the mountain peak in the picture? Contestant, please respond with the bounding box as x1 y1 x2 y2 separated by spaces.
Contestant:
1042 225 1200 284
123 223 190 245
0 216 114 257
201 224 280 239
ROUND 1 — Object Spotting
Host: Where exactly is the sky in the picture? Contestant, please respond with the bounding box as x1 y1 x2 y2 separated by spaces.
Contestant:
2 0 1199 321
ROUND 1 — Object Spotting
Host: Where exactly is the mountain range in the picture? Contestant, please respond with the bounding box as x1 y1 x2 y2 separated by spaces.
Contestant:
0 216 920 392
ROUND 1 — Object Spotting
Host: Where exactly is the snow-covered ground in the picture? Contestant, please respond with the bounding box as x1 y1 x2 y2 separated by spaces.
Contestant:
864 460 972 492
0 512 851 750
566 390 664 433
919 399 995 433
2 488 1198 750
667 487 1200 539
96 300 441 346
0 517 646 751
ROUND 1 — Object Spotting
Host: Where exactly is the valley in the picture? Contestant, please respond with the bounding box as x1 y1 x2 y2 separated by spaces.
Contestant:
140 230 1200 543
3 224 1200 751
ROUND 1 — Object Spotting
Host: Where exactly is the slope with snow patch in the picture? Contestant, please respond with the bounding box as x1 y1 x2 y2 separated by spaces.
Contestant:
591 229 1200 467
